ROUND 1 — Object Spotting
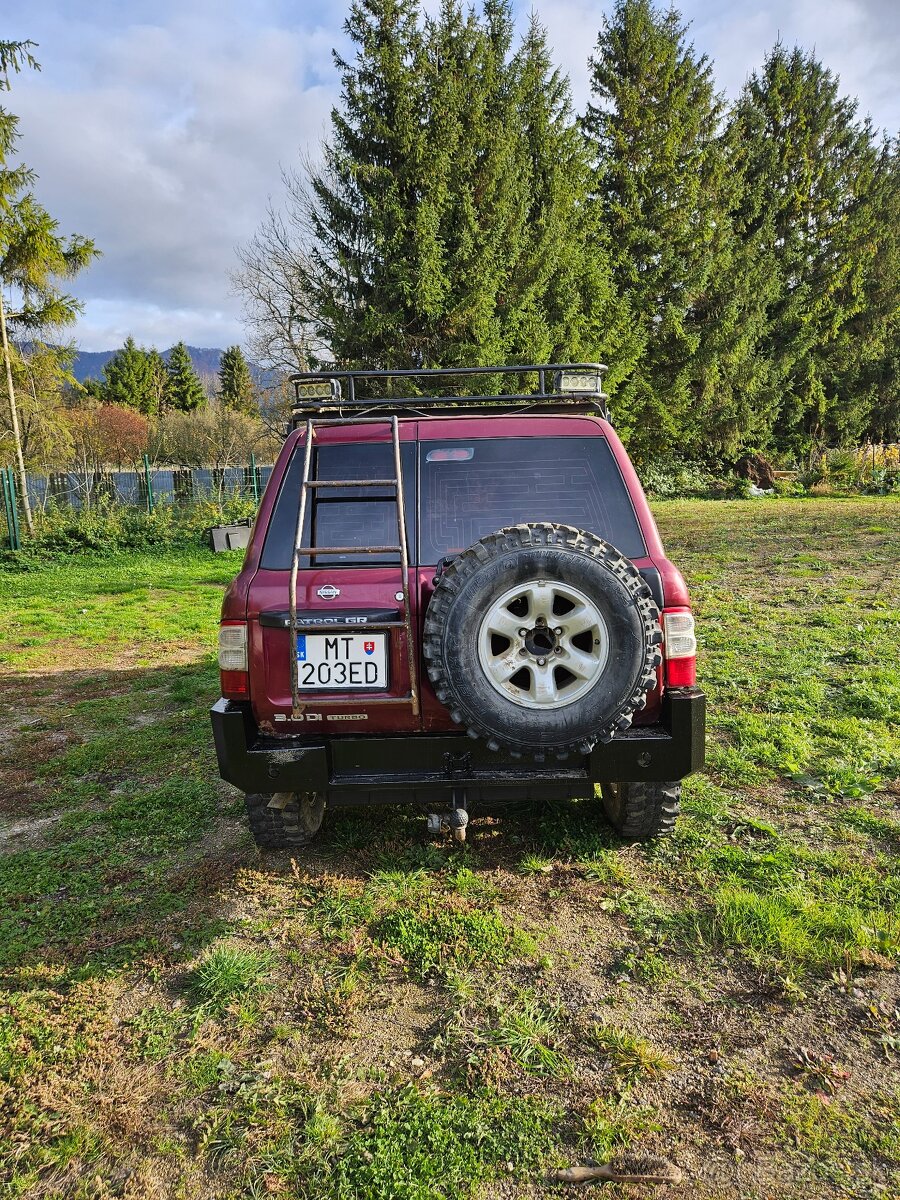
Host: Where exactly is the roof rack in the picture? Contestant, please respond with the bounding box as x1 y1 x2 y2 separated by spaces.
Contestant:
289 363 609 427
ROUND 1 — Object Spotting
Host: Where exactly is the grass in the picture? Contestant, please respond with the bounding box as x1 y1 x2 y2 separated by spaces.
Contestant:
441 989 571 1078
302 1085 556 1199
581 1096 662 1161
371 903 531 978
0 546 241 670
589 1024 674 1085
189 945 273 1013
1 499 899 1198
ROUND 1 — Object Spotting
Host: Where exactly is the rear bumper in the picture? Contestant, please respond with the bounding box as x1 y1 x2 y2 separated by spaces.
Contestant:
211 689 705 805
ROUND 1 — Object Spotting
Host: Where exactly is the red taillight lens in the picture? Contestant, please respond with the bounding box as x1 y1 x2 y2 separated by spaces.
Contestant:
218 622 249 700
665 655 696 686
219 669 249 696
662 609 697 687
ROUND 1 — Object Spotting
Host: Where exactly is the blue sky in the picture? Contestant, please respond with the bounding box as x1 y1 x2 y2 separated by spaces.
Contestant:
7 0 899 354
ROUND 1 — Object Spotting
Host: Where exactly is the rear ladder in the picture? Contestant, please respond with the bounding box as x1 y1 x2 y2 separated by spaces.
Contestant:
288 416 420 719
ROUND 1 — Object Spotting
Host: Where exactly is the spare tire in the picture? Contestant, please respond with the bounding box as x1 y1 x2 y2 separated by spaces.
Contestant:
423 523 662 759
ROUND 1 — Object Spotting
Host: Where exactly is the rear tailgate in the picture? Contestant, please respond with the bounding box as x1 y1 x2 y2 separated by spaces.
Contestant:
247 567 419 734
412 419 664 728
246 428 420 736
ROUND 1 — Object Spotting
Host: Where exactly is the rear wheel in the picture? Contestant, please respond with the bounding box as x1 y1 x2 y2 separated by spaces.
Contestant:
601 781 680 840
245 791 325 850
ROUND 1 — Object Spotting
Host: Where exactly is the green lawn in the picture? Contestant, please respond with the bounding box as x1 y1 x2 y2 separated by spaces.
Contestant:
1 499 898 1199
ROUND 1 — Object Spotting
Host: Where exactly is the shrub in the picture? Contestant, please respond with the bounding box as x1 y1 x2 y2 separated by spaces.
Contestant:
797 446 900 495
639 459 748 499
4 497 258 559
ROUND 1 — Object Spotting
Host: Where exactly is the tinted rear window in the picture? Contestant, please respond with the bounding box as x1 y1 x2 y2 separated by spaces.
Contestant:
260 441 416 569
420 437 645 562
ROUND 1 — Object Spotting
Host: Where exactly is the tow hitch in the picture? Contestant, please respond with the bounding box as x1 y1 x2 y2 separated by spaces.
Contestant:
426 787 469 842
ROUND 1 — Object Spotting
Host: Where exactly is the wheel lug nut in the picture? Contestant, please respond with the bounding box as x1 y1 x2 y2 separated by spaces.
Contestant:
519 648 528 656
518 628 527 637
537 657 547 666
554 627 562 635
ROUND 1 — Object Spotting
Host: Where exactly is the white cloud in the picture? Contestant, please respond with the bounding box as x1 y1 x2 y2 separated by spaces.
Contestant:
75 299 244 353
10 1 339 351
6 0 898 353
527 0 900 130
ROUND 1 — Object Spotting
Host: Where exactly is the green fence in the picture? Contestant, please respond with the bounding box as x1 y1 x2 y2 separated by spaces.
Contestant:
1 458 272 549
1 466 22 550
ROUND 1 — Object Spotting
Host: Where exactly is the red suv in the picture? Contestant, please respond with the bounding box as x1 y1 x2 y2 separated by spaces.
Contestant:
211 365 705 849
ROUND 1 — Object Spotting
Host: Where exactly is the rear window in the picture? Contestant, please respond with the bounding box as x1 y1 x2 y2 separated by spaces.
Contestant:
420 437 645 562
260 441 416 569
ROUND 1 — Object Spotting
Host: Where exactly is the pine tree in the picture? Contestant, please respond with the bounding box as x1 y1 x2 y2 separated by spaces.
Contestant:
101 336 156 414
583 0 773 460
729 44 881 451
164 342 205 412
218 344 255 411
1 39 98 531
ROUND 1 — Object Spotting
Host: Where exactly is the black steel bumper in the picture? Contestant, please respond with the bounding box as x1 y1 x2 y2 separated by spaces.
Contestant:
211 690 705 807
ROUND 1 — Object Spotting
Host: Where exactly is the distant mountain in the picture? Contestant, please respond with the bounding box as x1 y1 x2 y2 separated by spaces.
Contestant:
71 344 227 384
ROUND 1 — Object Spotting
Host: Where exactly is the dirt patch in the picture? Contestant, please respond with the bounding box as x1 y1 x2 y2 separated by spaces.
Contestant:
0 812 63 851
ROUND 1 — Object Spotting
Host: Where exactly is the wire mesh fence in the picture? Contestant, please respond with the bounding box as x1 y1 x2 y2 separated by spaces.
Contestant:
2 462 275 548
26 463 273 510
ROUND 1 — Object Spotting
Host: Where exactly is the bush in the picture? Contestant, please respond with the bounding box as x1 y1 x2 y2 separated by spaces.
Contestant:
797 446 900 496
3 496 258 560
639 459 749 499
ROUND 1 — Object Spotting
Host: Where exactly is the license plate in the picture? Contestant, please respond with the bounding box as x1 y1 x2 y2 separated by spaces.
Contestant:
296 633 388 689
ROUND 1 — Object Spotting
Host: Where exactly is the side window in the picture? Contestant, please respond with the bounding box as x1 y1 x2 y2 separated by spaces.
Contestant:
260 441 416 569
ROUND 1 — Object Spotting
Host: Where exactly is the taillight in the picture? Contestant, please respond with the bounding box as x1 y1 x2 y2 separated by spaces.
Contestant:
218 621 249 699
662 609 697 687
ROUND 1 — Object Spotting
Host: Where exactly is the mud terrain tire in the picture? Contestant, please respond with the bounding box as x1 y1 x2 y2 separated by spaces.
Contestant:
423 523 662 759
601 780 680 839
245 791 325 850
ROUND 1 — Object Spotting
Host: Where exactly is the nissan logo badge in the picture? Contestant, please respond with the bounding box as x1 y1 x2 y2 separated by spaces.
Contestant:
317 584 341 600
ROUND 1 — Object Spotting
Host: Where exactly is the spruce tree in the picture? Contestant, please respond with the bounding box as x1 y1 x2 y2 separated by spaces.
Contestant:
218 344 255 411
583 0 774 460
146 348 168 414
308 0 425 368
250 0 621 379
164 341 205 412
730 44 880 451
823 138 900 446
852 140 900 443
101 336 156 413
506 15 637 376
398 0 545 373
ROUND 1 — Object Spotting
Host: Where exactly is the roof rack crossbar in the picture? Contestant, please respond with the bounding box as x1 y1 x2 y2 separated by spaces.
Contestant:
289 363 610 425
292 362 607 382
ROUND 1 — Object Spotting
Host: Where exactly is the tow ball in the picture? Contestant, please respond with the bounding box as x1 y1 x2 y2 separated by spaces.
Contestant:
426 788 469 843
